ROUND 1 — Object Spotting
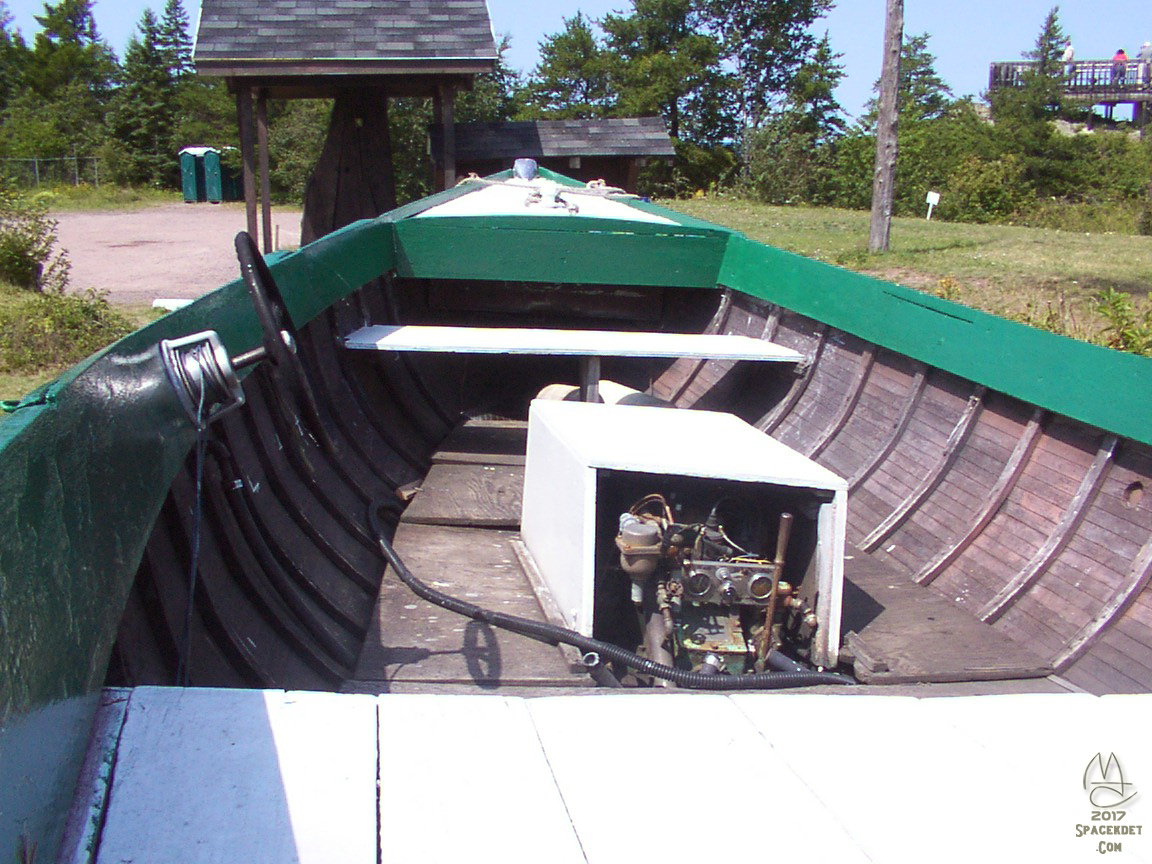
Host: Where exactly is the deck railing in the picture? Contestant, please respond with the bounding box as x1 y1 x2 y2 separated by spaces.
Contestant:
988 59 1152 101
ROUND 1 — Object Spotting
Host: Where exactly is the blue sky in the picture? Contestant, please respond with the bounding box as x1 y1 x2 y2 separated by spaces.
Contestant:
6 0 1150 119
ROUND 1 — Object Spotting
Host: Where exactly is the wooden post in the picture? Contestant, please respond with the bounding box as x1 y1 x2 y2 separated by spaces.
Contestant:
256 88 274 254
236 84 259 243
434 83 456 191
869 0 903 254
301 90 397 244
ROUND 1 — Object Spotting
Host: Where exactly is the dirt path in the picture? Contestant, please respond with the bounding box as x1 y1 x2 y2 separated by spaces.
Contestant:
52 203 304 306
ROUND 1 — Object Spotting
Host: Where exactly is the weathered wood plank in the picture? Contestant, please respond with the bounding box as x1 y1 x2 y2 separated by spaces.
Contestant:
1055 532 1152 671
96 687 379 864
980 435 1117 622
431 419 528 466
916 409 1045 584
806 343 876 459
861 386 986 553
848 363 927 491
758 321 828 433
842 554 1052 683
377 695 586 863
353 523 576 687
402 462 525 527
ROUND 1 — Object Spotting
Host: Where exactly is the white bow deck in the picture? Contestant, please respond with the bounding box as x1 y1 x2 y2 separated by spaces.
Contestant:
69 686 1152 863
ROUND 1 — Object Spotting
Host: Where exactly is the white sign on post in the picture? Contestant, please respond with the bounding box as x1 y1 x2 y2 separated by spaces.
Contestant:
925 190 941 221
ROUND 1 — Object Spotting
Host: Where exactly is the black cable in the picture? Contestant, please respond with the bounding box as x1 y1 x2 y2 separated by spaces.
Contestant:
176 370 211 687
369 501 853 691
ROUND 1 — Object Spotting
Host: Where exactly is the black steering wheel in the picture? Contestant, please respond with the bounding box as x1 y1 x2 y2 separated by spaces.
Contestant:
234 231 336 455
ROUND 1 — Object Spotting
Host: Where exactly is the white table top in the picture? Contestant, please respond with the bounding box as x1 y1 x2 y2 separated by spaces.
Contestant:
343 325 802 362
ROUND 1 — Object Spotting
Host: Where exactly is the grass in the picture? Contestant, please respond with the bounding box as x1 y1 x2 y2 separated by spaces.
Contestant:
30 183 183 212
664 197 1152 345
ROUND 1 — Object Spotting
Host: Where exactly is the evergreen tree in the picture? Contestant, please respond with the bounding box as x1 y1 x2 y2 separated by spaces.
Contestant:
105 8 175 186
601 0 736 145
787 33 846 143
701 0 834 128
457 35 522 123
1026 6 1067 78
864 33 954 125
25 0 115 101
522 13 614 119
158 0 194 79
0 2 29 112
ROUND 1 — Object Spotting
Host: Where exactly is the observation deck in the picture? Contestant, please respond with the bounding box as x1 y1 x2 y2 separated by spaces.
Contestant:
988 59 1152 123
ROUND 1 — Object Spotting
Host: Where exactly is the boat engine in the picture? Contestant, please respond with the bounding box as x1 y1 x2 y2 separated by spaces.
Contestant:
614 492 817 676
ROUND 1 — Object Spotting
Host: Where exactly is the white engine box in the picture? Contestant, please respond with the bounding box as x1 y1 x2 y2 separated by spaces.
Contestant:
520 400 848 668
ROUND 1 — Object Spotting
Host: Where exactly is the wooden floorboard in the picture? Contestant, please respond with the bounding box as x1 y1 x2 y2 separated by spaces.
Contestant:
401 462 524 528
431 418 528 466
352 522 578 689
842 553 1053 684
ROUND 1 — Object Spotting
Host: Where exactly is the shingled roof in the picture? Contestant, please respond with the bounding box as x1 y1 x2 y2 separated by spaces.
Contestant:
445 118 677 160
194 0 498 78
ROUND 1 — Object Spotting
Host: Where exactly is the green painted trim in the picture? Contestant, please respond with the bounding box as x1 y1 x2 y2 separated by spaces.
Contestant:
719 235 1152 447
393 215 729 288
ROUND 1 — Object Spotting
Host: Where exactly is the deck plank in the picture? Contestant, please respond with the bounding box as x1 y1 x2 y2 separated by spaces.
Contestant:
377 695 586 863
732 694 1075 862
843 554 1052 683
353 523 576 687
401 462 524 527
95 687 378 864
431 419 528 466
526 694 869 863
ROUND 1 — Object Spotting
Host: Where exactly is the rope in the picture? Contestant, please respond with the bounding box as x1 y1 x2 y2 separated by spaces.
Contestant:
454 174 638 200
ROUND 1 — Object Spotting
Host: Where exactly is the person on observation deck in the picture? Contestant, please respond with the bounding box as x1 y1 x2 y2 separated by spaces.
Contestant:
1139 42 1152 85
1112 48 1128 85
1062 41 1075 79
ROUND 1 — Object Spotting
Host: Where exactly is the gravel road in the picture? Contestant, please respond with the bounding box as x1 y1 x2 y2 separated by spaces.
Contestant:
52 203 304 306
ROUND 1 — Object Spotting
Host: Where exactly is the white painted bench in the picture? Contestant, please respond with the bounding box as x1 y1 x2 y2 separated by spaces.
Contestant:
342 324 802 401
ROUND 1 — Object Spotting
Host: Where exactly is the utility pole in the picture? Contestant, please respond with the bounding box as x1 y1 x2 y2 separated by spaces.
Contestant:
869 0 903 253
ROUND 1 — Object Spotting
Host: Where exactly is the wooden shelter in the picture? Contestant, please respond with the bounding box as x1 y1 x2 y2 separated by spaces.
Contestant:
435 118 677 191
193 0 498 246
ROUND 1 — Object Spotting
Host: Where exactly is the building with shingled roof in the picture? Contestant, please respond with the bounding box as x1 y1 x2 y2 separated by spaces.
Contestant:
194 0 498 245
437 118 676 191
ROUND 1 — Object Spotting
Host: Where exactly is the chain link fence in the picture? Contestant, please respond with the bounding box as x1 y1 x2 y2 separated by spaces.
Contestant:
0 157 103 188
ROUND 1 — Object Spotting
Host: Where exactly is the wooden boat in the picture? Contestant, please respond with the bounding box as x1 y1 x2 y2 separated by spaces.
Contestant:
3 169 1151 860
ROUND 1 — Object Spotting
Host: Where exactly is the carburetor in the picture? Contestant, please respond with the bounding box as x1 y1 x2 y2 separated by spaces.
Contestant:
615 493 812 676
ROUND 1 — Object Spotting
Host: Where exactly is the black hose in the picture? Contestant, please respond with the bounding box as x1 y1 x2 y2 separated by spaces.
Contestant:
369 501 853 691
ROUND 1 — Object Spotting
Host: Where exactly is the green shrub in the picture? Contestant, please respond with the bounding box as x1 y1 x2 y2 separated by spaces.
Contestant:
1096 287 1152 356
0 185 70 292
638 140 738 199
941 155 1032 223
0 288 133 372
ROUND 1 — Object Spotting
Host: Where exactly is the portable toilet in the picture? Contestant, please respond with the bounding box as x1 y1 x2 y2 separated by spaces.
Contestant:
202 148 243 203
178 147 212 203
202 149 223 203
